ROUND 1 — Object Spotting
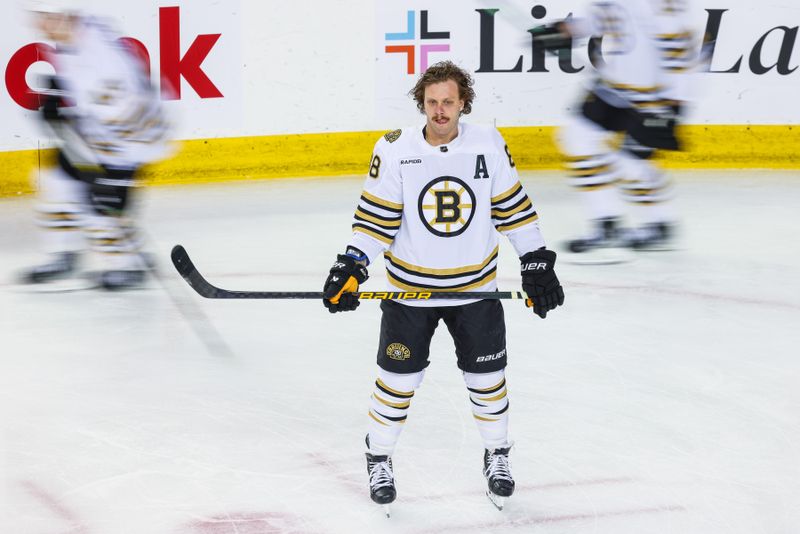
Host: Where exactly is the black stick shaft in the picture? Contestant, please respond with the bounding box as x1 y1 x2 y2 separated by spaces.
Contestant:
171 245 526 301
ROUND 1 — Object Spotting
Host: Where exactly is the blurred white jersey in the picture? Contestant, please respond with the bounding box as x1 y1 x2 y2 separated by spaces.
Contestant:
347 123 546 307
50 16 170 169
572 0 696 108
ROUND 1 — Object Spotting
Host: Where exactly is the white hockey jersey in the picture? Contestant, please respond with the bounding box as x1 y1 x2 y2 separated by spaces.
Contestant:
571 0 697 109
347 123 546 307
49 16 171 170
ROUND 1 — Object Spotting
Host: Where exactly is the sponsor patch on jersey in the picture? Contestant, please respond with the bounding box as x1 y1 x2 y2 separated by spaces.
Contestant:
400 158 422 165
384 129 402 143
418 176 476 238
386 342 411 360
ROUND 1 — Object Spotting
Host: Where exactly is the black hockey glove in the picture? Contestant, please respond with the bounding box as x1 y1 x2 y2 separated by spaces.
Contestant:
89 168 136 216
528 22 572 53
322 248 369 313
520 248 564 319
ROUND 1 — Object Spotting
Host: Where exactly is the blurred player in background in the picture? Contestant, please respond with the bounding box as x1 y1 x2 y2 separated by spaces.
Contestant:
21 1 171 289
321 61 564 514
532 0 697 260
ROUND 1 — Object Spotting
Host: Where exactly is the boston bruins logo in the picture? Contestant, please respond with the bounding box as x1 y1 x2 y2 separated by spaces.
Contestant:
386 343 411 360
417 176 476 237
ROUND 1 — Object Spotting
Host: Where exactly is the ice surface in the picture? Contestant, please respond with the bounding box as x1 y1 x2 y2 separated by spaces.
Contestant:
1 170 798 534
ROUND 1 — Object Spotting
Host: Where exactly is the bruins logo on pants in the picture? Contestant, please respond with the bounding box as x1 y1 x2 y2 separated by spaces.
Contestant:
386 343 411 360
418 176 476 237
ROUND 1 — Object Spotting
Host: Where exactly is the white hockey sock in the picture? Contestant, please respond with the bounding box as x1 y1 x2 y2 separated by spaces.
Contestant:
464 370 510 450
367 368 424 456
37 168 88 254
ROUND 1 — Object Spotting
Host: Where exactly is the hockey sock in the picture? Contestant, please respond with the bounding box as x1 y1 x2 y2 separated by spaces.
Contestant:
464 370 510 450
87 216 143 270
617 152 675 223
367 368 424 456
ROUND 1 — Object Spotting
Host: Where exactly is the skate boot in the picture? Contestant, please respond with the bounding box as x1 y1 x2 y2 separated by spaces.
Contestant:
563 218 633 264
566 217 623 253
365 435 395 517
21 252 78 284
100 269 146 290
628 222 675 251
483 446 514 511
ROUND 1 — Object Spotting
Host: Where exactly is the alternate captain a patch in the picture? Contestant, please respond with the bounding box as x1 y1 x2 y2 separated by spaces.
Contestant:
384 129 402 143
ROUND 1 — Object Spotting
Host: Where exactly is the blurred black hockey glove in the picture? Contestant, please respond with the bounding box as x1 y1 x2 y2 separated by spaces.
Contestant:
520 248 564 319
322 247 369 313
89 168 135 216
528 22 572 53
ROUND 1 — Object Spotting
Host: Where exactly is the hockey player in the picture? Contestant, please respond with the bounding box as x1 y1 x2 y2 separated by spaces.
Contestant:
321 61 564 514
21 2 171 289
532 0 697 257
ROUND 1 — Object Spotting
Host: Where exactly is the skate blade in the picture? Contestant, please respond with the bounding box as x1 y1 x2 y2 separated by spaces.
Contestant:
13 275 98 293
634 243 679 252
486 490 506 511
382 504 391 518
562 246 634 265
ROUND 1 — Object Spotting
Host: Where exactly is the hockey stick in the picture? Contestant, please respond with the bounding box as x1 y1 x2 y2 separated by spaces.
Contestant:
171 245 527 301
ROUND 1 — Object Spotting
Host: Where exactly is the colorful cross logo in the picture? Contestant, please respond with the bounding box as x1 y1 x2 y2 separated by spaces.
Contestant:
385 10 451 74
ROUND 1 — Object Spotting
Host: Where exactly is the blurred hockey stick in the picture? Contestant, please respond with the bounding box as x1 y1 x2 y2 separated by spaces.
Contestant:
171 245 527 301
139 236 235 358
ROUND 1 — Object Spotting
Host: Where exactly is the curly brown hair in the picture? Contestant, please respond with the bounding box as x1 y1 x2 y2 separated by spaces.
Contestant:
409 60 475 115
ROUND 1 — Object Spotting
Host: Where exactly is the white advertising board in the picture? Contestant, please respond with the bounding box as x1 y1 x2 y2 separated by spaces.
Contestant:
1 1 797 150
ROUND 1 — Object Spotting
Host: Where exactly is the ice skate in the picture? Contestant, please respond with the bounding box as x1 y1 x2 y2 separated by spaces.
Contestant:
483 446 514 511
628 222 677 251
562 218 634 264
365 436 395 517
18 252 95 292
99 269 146 290
21 252 78 284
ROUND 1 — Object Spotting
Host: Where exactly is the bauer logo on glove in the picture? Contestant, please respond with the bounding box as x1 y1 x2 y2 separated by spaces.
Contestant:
519 248 565 319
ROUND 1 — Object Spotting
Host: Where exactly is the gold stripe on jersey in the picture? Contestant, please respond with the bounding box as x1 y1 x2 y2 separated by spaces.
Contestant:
490 182 522 205
491 197 532 219
657 31 692 41
384 246 498 277
474 414 499 422
354 207 402 228
603 81 662 93
360 190 403 212
353 224 394 245
494 211 539 232
387 268 496 292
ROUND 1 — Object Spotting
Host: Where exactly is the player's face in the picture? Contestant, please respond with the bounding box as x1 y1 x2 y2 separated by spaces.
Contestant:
423 80 464 144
